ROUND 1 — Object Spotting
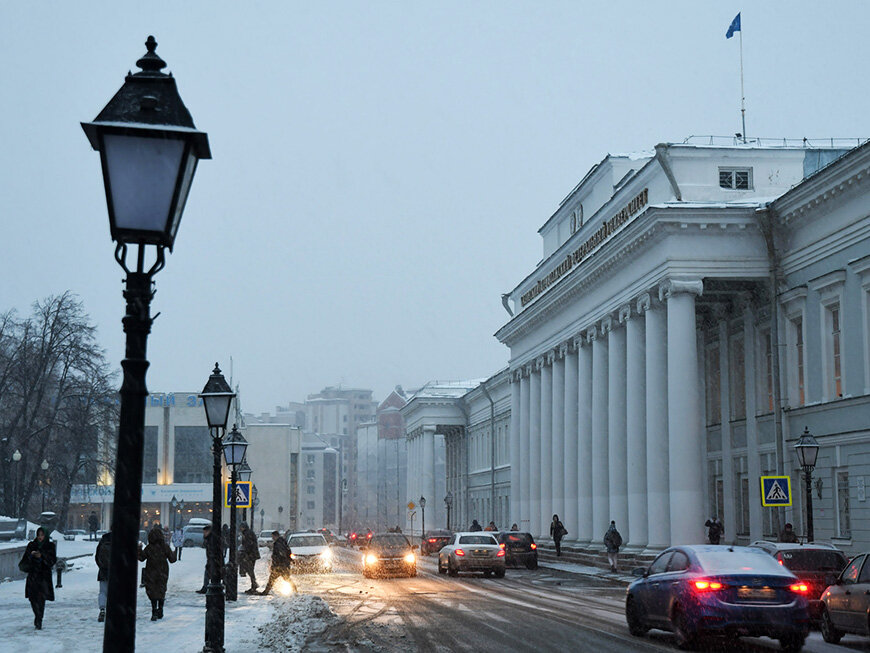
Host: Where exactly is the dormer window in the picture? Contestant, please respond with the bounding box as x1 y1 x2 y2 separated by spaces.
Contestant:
719 167 752 190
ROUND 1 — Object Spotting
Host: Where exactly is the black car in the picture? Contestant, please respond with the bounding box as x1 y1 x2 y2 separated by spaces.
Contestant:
749 541 848 619
421 530 453 556
362 533 417 578
495 531 538 569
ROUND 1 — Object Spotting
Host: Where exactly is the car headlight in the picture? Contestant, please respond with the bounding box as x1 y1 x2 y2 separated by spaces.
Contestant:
320 549 332 560
404 553 416 564
365 553 378 565
290 553 296 559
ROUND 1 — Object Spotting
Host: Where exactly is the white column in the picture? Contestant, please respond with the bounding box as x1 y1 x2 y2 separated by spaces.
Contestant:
540 354 553 536
744 300 764 540
564 343 579 539
552 348 566 523
529 359 542 538
510 370 521 529
665 279 705 544
645 296 670 549
520 369 531 532
626 299 648 548
608 314 628 537
577 335 593 543
591 324 609 542
422 425 436 524
718 315 735 543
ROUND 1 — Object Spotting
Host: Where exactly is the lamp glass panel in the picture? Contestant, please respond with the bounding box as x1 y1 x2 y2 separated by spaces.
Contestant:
223 441 247 466
103 133 184 233
168 150 197 242
202 394 232 429
238 469 252 482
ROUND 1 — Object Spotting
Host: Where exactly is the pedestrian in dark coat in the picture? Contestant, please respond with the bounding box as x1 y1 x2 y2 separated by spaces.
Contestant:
259 531 295 595
469 520 482 532
95 531 112 622
705 517 724 545
137 527 177 620
20 527 56 629
88 512 99 541
603 521 623 573
779 522 799 543
221 523 231 561
550 514 567 557
238 522 260 594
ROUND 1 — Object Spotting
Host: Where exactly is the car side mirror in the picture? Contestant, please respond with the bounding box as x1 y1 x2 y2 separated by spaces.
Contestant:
631 567 647 578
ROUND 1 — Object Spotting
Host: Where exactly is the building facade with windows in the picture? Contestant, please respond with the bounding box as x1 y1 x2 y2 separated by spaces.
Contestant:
495 138 870 553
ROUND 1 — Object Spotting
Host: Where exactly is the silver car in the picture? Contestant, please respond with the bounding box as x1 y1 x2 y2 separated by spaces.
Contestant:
438 532 505 578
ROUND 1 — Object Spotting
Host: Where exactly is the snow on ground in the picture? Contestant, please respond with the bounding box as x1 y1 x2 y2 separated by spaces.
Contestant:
0 539 337 652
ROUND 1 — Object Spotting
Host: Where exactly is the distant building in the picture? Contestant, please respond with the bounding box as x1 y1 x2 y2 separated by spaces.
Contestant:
376 389 409 531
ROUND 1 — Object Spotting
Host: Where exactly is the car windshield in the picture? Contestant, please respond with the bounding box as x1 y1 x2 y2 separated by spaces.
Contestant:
371 534 410 548
695 549 792 575
289 536 326 547
259 531 271 538
778 550 847 571
459 535 498 545
500 533 533 545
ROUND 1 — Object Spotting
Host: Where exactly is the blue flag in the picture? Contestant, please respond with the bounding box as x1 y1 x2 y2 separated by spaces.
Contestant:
726 13 741 39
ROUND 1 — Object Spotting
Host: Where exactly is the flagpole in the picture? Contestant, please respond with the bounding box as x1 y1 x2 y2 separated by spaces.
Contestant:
739 26 746 142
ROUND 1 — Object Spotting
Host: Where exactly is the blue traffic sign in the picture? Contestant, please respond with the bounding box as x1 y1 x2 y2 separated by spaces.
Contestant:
224 481 252 508
760 476 792 507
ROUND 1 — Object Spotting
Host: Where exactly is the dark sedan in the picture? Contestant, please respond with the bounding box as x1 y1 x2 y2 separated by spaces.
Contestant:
362 533 417 578
625 545 810 651
495 531 538 569
820 551 870 643
421 530 453 556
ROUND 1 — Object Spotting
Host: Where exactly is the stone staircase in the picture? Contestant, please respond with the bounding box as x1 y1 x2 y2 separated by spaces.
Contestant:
535 540 658 573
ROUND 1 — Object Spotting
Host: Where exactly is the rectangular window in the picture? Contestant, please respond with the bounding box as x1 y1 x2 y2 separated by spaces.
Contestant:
739 475 750 536
730 335 746 420
795 317 805 406
762 329 774 413
306 469 316 480
706 345 721 425
719 167 753 190
173 426 211 483
837 470 851 538
307 485 315 495
306 454 315 466
832 306 842 398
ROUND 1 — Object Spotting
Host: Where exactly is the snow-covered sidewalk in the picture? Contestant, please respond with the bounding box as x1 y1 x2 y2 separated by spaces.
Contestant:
0 537 336 651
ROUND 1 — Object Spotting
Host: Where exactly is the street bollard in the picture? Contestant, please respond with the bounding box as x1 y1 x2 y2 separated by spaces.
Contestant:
55 558 65 588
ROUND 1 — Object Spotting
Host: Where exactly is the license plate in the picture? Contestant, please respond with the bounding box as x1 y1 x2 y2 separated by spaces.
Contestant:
473 549 489 557
737 587 776 600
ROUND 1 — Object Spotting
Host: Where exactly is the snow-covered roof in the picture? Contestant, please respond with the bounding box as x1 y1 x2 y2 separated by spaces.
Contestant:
408 379 488 400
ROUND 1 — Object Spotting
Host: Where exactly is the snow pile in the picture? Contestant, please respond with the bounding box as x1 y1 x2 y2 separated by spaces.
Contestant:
256 593 337 651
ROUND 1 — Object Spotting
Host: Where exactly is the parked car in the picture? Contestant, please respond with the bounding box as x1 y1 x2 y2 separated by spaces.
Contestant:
362 533 417 578
258 530 274 549
625 545 810 651
820 551 870 643
495 531 538 569
317 528 336 544
181 523 208 547
749 540 848 619
286 533 332 572
438 532 505 578
420 530 453 556
62 529 86 541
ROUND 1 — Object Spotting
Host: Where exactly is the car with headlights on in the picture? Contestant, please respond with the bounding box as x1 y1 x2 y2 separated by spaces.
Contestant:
286 532 333 572
438 532 505 578
625 545 810 651
819 551 870 644
361 533 417 578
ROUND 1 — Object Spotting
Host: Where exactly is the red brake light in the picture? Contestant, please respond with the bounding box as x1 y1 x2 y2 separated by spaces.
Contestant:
693 579 724 591
455 549 465 557
496 549 505 557
530 543 537 550
429 538 436 543
350 533 357 540
367 533 373 539
499 543 505 549
790 583 809 593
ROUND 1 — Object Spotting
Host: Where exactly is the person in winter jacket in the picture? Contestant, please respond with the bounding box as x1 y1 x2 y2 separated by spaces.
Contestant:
603 521 623 572
484 521 497 532
704 517 724 545
221 523 231 561
259 531 295 595
170 528 183 560
137 527 177 620
20 527 57 630
238 522 260 594
95 531 112 622
550 515 567 557
780 522 799 543
469 520 482 532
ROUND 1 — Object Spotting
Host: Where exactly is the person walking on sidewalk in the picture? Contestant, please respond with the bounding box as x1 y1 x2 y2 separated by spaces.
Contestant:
550 515 568 557
469 519 482 532
239 522 260 594
171 527 183 560
95 530 112 622
603 521 623 573
705 516 723 545
259 531 295 595
20 527 56 630
138 527 177 620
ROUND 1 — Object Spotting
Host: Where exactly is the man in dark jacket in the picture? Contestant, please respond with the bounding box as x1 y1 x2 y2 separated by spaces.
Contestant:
88 512 99 541
259 531 294 595
780 522 799 543
603 521 623 573
469 520 482 532
705 517 724 545
95 531 111 622
238 522 260 594
21 527 57 630
221 523 231 561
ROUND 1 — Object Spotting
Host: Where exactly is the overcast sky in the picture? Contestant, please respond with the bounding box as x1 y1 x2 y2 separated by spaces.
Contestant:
2 2 868 414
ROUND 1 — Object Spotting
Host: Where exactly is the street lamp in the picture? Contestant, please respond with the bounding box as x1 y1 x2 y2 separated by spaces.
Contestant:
170 495 178 531
82 35 210 653
12 450 22 516
40 459 49 513
419 496 427 542
221 424 248 602
794 427 820 543
178 499 186 528
251 485 259 531
199 364 234 653
444 492 453 531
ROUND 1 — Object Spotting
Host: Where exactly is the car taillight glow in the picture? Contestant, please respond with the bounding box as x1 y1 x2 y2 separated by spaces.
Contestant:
530 543 537 550
429 538 436 543
790 583 809 593
350 533 357 540
366 533 373 539
455 549 465 557
499 543 505 549
496 549 505 557
693 579 724 591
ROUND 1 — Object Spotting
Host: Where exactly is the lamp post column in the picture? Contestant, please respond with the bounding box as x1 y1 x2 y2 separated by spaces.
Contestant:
226 467 238 601
205 429 225 652
804 468 814 543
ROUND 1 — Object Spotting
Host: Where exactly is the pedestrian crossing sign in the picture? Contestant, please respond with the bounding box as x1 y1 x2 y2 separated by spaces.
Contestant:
760 476 792 507
224 481 252 508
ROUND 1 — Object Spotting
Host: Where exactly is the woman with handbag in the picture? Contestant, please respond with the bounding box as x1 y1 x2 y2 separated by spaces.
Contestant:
20 527 57 630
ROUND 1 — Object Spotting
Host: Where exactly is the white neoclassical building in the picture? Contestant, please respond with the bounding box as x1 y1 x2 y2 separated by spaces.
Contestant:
496 138 870 551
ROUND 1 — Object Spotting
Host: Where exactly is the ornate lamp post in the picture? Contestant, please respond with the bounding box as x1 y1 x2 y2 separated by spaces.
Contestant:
419 496 427 542
199 364 234 653
444 492 453 531
40 459 49 513
170 495 178 531
12 449 22 516
221 424 248 602
178 499 186 528
794 427 820 543
82 35 210 653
